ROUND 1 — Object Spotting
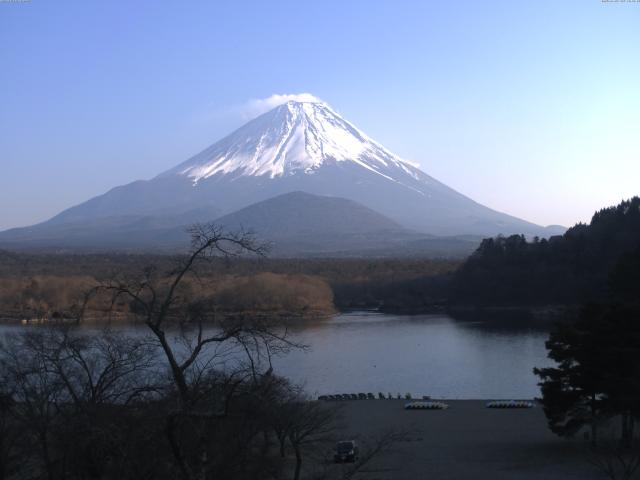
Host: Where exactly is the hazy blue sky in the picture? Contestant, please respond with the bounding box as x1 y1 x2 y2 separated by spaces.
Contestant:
1 0 639 230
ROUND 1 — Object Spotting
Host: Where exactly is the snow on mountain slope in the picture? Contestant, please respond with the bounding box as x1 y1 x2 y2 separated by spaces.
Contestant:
1 96 564 243
165 100 422 189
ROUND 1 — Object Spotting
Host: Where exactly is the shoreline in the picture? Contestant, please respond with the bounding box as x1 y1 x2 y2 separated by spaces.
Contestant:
1 303 577 325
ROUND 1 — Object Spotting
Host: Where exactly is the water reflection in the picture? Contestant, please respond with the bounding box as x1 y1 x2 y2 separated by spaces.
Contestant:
0 311 552 399
272 311 552 399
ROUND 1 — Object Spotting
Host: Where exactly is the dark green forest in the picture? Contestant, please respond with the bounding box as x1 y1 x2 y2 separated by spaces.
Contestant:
532 203 640 452
451 197 640 306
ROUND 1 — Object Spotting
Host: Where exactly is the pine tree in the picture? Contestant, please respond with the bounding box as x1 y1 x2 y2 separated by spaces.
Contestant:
535 303 640 445
534 304 610 442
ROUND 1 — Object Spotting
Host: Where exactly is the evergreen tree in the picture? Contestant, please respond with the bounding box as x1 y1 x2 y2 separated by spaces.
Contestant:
598 305 640 446
534 304 610 442
453 196 640 306
535 303 640 445
609 245 640 305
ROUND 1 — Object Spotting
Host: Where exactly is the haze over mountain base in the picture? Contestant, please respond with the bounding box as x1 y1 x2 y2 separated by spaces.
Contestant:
0 99 565 254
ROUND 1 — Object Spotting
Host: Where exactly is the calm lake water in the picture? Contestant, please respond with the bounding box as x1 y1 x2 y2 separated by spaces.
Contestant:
0 311 553 399
275 311 552 399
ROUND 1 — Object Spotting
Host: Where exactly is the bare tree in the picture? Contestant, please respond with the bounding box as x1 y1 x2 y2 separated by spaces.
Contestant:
0 331 67 480
91 224 280 406
0 390 21 480
286 400 340 480
87 224 304 480
30 327 158 407
0 224 314 480
588 439 640 480
0 326 159 480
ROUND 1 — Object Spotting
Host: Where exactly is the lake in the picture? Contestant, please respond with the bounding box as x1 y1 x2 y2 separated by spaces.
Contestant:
274 311 552 399
0 311 553 399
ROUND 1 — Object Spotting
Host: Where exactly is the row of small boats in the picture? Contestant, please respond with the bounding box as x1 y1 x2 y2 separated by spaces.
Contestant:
486 400 535 409
319 393 376 401
319 395 535 409
319 393 432 401
405 401 449 410
404 400 536 410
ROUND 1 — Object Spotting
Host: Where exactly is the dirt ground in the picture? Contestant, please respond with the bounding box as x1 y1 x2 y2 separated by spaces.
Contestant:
330 400 600 480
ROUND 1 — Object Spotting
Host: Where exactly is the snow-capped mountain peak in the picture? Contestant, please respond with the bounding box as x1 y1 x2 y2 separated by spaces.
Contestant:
11 96 554 241
167 100 420 183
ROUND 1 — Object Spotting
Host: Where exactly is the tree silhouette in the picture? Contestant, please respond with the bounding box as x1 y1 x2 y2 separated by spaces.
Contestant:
535 303 640 446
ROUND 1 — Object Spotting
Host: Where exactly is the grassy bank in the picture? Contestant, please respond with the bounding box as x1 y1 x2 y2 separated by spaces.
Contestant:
0 252 459 321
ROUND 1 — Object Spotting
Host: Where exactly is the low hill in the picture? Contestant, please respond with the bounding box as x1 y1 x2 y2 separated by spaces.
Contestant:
194 192 480 258
0 192 480 258
0 206 221 251
214 191 407 237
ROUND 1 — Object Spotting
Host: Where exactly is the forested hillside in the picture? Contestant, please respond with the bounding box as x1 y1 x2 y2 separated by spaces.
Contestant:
451 197 640 306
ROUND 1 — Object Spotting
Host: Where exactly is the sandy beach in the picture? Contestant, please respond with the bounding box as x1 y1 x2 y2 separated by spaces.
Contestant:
331 400 599 480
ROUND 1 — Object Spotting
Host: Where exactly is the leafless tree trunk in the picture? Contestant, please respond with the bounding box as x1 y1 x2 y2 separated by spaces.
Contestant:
1 325 159 480
293 442 303 480
286 400 340 480
90 223 276 408
0 224 315 480
588 431 640 480
0 393 21 480
86 223 304 480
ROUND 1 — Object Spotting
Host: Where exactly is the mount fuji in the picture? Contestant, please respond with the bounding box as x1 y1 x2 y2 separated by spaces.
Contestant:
0 98 563 254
